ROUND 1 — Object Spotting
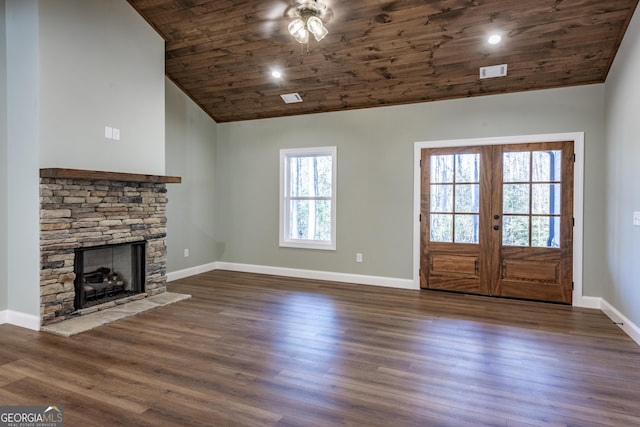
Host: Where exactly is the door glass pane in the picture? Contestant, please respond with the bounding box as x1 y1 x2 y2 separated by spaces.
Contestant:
431 214 453 242
431 155 453 183
455 214 479 243
430 184 453 213
430 152 480 244
503 184 530 214
455 154 480 183
532 216 560 248
503 152 530 182
502 216 529 246
532 150 562 182
532 184 561 214
455 184 479 213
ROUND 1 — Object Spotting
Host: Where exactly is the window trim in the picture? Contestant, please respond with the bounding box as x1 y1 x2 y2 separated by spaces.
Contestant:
279 146 337 250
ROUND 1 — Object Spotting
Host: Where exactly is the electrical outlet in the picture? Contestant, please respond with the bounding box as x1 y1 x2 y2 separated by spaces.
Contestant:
356 253 363 263
184 248 189 257
633 212 640 227
112 128 120 140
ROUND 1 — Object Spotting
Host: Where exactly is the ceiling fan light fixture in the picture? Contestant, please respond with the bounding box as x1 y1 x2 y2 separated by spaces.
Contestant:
288 18 309 43
293 28 309 44
307 16 328 41
288 18 305 36
286 1 331 46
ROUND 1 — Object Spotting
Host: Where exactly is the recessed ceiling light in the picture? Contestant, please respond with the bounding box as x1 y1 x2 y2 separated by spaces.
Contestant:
271 70 282 79
488 34 502 45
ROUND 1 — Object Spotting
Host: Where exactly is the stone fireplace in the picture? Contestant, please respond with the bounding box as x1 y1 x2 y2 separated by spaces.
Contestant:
39 168 181 325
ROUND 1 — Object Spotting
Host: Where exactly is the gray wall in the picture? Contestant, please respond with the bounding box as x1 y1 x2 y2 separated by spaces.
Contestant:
0 0 7 312
216 85 607 296
165 78 218 271
2 0 165 324
5 0 40 319
38 0 165 175
604 5 640 327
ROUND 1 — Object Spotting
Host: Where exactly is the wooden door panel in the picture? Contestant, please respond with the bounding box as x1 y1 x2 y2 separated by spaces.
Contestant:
422 245 483 293
498 281 571 302
498 250 572 303
431 254 478 275
498 247 562 283
426 252 482 293
502 260 559 283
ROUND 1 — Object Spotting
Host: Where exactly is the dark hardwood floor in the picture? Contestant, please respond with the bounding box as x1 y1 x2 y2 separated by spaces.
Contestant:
1 270 639 426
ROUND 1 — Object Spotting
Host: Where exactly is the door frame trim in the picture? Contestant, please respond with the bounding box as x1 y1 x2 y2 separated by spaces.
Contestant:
413 132 585 306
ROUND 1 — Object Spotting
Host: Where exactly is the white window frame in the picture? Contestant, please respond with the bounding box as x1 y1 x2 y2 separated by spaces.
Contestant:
279 146 337 250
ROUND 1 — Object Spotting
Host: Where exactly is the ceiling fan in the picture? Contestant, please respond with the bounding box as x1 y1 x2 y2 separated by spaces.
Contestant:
284 0 333 44
252 0 333 46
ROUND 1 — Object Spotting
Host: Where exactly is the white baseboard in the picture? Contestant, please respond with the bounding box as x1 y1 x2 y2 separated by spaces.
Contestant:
166 262 217 282
575 296 602 309
565 296 639 346
167 261 416 290
2 310 40 331
215 262 418 290
600 299 640 346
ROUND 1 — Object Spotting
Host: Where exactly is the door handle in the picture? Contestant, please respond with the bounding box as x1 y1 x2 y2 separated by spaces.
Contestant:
493 225 500 230
494 215 500 220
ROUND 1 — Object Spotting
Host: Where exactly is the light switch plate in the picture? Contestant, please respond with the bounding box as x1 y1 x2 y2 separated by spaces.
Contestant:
633 212 640 227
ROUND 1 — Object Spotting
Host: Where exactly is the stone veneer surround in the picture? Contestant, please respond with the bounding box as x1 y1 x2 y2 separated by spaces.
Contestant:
39 169 180 325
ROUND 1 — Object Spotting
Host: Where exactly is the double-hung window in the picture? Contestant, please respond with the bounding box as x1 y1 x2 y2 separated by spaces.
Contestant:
279 146 337 250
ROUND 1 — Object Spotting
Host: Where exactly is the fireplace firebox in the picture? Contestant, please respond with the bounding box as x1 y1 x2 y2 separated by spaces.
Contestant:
74 242 146 310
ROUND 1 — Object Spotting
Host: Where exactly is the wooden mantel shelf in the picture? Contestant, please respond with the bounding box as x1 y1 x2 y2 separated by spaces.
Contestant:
40 168 181 184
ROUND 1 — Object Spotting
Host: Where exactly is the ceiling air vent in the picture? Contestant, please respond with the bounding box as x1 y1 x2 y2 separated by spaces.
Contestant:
280 93 303 104
480 64 508 79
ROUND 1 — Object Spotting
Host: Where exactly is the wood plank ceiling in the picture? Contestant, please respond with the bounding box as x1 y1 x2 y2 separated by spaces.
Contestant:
128 0 639 123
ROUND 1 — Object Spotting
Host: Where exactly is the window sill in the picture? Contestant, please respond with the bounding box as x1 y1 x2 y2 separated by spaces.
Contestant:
279 240 336 251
